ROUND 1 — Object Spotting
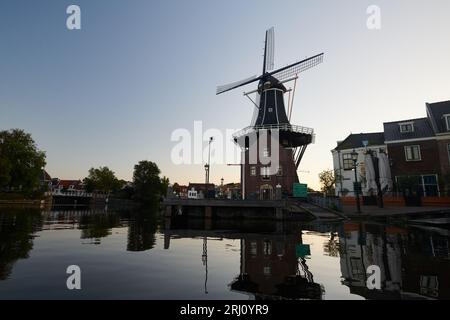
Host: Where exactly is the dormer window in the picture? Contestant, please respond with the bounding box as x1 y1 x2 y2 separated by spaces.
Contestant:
399 122 414 133
443 114 450 131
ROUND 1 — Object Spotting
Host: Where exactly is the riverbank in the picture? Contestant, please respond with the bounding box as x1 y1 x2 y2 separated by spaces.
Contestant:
0 199 47 209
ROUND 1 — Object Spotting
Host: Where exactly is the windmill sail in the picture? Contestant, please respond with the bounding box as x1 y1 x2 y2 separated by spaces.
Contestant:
270 53 324 82
264 27 275 72
216 75 259 95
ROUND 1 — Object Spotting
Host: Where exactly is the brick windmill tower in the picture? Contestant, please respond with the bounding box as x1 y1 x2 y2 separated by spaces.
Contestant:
217 27 323 200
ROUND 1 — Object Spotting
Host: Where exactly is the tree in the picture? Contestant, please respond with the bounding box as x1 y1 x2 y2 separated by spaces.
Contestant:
160 176 170 196
133 161 166 202
0 129 46 194
319 169 338 196
83 167 121 193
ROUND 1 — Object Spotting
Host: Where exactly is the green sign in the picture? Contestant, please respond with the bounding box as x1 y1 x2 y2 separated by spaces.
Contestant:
296 244 311 258
293 183 308 198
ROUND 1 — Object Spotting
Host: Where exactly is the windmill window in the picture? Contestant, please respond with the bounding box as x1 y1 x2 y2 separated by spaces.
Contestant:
277 165 283 176
261 167 271 180
263 147 270 157
250 166 257 176
268 107 273 112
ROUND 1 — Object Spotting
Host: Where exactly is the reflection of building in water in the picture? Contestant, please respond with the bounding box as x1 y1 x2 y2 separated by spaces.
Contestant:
230 234 323 300
339 222 450 300
401 229 450 299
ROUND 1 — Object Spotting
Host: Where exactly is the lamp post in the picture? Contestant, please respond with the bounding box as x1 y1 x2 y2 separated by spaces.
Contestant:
351 150 362 214
204 137 213 198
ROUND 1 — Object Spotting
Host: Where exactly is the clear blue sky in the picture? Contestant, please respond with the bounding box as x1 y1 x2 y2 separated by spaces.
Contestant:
1 0 450 189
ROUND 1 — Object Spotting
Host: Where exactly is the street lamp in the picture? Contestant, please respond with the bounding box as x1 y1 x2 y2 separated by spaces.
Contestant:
205 137 214 198
351 150 362 214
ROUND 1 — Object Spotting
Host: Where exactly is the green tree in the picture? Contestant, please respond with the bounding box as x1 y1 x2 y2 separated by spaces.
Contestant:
83 167 121 194
319 169 338 196
160 176 170 196
0 129 46 194
133 161 166 202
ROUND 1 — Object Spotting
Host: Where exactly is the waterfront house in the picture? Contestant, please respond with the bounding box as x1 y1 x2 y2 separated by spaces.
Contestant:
332 132 387 196
51 178 85 193
384 100 450 196
188 183 216 199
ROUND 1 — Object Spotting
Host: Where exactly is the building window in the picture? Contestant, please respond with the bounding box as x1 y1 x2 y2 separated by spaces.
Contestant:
277 165 283 176
250 242 257 256
420 275 439 298
263 266 272 276
261 167 271 180
448 144 450 164
405 145 421 161
264 240 272 255
342 153 354 170
444 115 450 131
250 166 257 176
263 147 270 158
396 174 439 197
422 175 439 197
399 122 414 133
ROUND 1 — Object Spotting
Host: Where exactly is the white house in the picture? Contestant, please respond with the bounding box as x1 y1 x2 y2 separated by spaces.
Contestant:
331 133 387 197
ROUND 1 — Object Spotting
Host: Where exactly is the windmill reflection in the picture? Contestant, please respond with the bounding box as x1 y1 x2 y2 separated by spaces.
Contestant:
164 218 325 300
230 233 323 300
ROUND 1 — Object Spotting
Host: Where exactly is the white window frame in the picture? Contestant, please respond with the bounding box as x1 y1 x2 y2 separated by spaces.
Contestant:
261 167 271 181
399 122 415 133
250 166 257 177
447 144 450 164
444 114 450 131
404 145 422 161
421 174 440 197
342 153 354 170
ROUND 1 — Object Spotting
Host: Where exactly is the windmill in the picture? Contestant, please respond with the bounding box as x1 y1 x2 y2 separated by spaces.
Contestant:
217 27 323 200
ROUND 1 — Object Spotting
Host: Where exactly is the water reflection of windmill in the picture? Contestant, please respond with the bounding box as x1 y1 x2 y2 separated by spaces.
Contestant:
230 233 323 300
217 27 324 199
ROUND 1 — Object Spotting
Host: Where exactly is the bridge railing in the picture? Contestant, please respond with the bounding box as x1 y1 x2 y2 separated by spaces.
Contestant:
48 190 108 198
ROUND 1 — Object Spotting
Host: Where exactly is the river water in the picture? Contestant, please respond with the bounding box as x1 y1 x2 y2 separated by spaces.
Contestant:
0 208 449 300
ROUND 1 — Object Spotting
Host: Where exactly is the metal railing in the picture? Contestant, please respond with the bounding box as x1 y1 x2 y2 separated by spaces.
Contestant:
308 195 343 212
233 124 314 140
47 190 108 198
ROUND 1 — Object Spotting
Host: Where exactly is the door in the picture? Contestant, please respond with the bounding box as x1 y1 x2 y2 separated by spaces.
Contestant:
260 185 273 200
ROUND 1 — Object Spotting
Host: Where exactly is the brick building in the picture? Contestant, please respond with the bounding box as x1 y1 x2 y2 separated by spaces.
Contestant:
384 100 450 196
333 100 450 198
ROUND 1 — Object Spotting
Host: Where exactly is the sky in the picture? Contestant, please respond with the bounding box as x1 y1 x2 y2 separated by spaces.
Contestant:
1 0 450 190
